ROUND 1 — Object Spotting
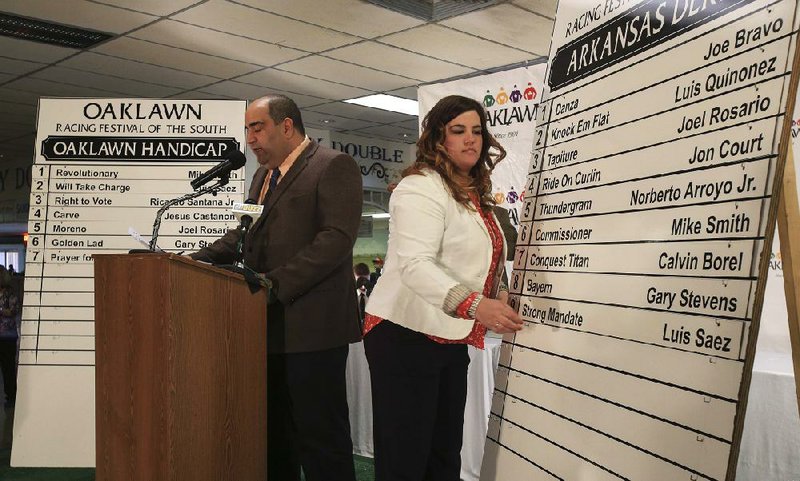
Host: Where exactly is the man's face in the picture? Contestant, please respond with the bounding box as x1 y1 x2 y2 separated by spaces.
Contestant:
245 102 286 169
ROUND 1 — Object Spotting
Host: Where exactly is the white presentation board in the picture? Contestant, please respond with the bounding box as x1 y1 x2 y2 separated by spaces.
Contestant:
13 98 246 466
481 0 800 479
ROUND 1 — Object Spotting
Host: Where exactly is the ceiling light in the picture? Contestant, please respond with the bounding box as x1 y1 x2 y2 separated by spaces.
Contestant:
0 13 112 49
321 119 335 124
344 94 418 116
366 0 497 21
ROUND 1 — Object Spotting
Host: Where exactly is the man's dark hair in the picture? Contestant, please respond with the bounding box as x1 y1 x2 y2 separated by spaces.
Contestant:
265 94 306 136
353 262 370 277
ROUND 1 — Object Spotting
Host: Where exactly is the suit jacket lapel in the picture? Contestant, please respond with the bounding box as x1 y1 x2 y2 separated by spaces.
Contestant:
248 167 268 202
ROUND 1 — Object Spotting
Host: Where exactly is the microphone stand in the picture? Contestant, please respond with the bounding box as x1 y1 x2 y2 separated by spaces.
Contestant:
149 174 230 251
226 216 270 294
236 222 251 266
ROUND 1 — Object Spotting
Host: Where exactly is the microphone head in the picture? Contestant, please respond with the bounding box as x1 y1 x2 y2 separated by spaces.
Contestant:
226 149 247 169
190 149 246 190
232 201 264 223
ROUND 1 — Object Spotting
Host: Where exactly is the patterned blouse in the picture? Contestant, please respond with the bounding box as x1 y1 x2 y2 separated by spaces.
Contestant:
364 194 504 349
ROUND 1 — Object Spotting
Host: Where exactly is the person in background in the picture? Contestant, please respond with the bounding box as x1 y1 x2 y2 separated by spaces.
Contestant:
369 256 383 288
355 276 370 330
492 205 517 262
363 95 523 481
0 266 19 408
190 94 362 481
353 262 372 295
353 263 371 328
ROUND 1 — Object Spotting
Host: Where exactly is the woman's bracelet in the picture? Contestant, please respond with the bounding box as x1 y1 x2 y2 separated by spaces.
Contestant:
467 294 484 319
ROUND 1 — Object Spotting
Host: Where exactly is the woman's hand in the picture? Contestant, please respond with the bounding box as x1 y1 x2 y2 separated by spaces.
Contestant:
475 297 523 334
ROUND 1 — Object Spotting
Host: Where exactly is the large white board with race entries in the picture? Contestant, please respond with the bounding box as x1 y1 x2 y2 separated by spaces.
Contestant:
12 98 246 466
481 0 800 479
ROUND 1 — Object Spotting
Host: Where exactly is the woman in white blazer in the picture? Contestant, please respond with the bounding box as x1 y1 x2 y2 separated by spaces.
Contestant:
363 95 524 481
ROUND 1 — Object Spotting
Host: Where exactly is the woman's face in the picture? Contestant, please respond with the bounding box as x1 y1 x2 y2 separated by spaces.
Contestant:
443 110 482 176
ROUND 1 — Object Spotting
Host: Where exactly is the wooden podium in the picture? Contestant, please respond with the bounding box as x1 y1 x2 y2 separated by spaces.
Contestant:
94 253 268 481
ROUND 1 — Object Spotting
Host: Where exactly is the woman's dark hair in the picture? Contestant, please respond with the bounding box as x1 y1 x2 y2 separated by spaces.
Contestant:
404 95 506 210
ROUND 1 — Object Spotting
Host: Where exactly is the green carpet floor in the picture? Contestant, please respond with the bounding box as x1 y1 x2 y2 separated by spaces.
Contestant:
353 455 376 481
0 448 375 481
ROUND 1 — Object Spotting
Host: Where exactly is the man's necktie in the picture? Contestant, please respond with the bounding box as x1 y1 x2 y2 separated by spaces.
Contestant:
269 168 280 190
358 292 366 328
262 168 281 205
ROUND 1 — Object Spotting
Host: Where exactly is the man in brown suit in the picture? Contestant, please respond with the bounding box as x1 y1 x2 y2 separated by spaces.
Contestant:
191 94 362 481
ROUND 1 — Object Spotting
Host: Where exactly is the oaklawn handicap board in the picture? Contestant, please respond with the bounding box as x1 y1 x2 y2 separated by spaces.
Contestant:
13 98 246 466
480 0 800 480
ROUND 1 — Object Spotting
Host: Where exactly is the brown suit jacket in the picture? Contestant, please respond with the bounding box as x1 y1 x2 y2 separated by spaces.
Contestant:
191 140 364 353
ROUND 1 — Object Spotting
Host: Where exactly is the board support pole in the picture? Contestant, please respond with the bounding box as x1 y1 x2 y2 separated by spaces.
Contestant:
777 148 800 415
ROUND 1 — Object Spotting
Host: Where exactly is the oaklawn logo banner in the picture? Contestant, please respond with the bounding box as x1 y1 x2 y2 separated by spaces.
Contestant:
418 64 546 228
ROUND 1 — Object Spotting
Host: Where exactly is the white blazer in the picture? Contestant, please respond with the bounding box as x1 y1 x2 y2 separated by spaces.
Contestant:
366 170 506 340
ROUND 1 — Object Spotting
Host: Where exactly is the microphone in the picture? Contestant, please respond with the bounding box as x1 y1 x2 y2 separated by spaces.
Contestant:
190 149 246 190
232 199 264 230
